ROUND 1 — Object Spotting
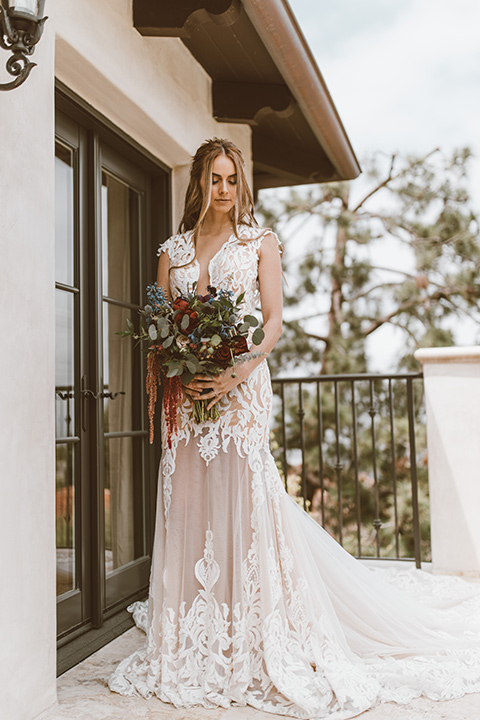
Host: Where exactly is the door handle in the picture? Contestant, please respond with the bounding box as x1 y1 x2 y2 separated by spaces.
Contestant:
81 389 126 400
81 376 125 432
101 390 126 400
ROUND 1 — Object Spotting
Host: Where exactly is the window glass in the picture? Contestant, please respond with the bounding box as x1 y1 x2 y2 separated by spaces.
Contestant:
56 443 76 595
55 143 75 287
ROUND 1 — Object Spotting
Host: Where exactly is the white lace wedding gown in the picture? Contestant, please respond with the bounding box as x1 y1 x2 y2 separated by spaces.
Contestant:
109 225 480 719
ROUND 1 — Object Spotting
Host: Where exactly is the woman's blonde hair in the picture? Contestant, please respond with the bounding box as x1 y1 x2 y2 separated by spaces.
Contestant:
169 138 264 278
179 137 257 236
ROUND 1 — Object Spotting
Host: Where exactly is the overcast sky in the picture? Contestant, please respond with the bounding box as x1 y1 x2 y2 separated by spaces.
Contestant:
281 0 480 369
289 0 480 202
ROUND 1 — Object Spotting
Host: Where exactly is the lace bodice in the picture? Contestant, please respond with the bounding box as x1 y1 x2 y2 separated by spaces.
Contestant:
157 225 281 509
157 224 275 316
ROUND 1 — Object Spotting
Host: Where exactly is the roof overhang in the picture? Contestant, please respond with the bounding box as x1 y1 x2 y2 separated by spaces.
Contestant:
133 0 361 190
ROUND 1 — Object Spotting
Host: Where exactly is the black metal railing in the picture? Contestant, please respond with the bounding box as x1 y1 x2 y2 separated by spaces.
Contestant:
271 372 428 568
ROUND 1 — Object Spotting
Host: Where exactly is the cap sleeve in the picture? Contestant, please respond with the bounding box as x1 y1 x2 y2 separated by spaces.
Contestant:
251 228 283 256
156 235 175 259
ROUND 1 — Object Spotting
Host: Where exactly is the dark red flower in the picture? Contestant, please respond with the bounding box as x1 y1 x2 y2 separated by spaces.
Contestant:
173 297 199 334
213 342 232 369
232 335 248 355
173 297 189 312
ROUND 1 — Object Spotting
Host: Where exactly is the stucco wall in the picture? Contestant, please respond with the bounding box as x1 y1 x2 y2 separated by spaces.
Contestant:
0 3 252 719
415 347 480 576
54 0 252 231
0 20 57 720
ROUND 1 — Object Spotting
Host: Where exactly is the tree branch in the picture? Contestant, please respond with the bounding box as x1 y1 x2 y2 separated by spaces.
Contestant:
346 282 401 303
282 318 329 343
363 287 458 336
369 265 418 280
351 147 440 213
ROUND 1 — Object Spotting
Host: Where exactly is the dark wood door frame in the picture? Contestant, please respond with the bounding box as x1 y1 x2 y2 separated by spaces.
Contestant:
55 84 170 672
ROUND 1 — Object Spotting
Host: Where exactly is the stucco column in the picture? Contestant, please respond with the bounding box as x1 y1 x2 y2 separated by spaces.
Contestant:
415 346 480 576
0 17 57 720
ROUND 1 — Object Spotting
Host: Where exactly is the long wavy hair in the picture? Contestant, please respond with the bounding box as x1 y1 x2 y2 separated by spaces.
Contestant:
179 137 257 233
172 138 261 276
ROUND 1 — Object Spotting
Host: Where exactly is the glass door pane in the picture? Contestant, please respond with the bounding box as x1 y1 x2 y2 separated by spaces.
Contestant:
55 287 77 595
100 164 148 598
55 141 79 601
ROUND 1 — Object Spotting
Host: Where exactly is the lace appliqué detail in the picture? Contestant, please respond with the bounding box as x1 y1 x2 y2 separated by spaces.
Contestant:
158 226 281 517
108 227 480 718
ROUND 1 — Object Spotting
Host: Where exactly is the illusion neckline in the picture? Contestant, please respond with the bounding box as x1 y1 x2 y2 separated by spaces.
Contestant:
188 228 240 294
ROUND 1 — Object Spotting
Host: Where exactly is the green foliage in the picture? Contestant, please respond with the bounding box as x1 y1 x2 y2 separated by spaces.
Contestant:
257 147 480 376
256 150 480 561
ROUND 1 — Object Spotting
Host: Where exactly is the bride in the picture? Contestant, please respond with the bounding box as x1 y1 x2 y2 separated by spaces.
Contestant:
108 138 480 719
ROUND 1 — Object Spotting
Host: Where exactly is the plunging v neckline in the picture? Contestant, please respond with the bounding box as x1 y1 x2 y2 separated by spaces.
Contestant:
191 230 236 294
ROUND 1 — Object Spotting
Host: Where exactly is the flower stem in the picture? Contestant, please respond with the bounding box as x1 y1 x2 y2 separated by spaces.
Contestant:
193 398 220 423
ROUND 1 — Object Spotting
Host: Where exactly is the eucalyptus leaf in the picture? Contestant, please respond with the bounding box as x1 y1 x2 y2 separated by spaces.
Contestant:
252 328 265 345
160 326 170 338
239 323 249 333
181 314 190 330
163 335 174 348
182 369 195 385
210 334 222 347
166 366 182 378
148 324 158 341
186 352 199 364
244 314 258 327
186 360 196 374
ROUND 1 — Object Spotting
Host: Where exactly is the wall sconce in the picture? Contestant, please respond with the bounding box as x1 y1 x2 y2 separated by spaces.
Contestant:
0 0 47 91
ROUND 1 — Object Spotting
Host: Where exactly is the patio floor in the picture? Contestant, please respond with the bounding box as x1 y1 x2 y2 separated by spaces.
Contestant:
36 625 480 720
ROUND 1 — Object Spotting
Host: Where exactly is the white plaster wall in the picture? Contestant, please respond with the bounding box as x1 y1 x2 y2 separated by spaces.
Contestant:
0 5 252 717
54 0 252 231
415 347 480 576
0 20 57 720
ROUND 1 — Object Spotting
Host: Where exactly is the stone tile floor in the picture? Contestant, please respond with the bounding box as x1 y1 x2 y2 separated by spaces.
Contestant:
36 626 480 720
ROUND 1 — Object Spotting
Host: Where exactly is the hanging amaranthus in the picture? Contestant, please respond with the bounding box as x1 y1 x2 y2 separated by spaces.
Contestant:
146 346 163 444
163 375 183 449
146 346 183 447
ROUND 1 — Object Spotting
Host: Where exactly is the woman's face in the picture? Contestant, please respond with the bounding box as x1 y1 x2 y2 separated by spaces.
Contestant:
202 154 237 217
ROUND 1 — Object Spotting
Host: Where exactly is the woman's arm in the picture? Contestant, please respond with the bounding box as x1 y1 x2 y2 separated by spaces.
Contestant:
183 232 283 408
156 249 171 301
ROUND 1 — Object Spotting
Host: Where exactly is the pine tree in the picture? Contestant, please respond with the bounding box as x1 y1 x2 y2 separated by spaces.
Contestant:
257 147 480 375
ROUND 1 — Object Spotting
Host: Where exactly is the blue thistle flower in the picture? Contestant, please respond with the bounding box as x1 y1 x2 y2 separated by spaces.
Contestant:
146 282 167 309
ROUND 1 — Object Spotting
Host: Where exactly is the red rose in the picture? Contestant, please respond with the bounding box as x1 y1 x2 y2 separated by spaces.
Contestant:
173 298 199 334
213 342 232 369
173 298 189 313
232 335 248 356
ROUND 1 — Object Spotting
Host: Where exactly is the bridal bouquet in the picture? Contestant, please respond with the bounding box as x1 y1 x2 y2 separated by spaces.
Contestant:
118 282 264 446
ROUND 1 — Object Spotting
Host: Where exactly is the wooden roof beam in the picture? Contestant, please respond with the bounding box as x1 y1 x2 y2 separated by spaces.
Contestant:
242 0 360 179
212 81 294 125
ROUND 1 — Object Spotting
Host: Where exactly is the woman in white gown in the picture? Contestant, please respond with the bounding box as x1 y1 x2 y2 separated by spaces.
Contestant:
109 138 480 719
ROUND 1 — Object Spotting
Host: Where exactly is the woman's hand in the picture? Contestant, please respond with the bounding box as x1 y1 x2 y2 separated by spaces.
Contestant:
183 364 250 411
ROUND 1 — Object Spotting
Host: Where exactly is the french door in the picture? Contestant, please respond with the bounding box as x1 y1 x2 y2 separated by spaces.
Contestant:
54 98 169 644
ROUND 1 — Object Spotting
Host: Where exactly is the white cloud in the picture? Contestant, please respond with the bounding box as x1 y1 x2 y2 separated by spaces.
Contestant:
271 1 480 368
290 0 480 204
